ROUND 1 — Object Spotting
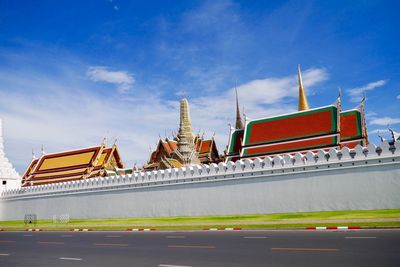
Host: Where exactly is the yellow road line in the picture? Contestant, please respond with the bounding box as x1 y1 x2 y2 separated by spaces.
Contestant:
272 248 339 252
168 245 216 249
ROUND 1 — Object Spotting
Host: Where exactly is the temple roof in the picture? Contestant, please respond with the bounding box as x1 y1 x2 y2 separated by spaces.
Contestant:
22 144 124 186
143 135 220 170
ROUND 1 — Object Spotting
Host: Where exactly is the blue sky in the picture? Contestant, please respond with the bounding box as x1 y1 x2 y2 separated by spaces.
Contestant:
0 0 399 173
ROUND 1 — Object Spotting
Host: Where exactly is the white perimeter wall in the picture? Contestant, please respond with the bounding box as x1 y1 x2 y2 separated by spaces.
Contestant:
1 142 400 220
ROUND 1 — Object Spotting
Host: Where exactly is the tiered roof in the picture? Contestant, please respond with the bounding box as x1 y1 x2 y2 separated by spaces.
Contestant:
22 144 124 186
225 66 368 162
143 136 220 171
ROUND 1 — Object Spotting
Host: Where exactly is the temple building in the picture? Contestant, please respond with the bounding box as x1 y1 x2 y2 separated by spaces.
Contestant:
21 142 128 187
0 119 21 193
142 98 220 170
226 65 368 162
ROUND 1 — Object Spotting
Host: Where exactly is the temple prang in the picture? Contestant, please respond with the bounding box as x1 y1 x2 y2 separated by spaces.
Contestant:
173 98 200 165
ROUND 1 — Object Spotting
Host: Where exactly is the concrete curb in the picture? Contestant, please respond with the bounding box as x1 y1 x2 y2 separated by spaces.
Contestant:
126 228 156 231
203 228 242 231
306 226 361 230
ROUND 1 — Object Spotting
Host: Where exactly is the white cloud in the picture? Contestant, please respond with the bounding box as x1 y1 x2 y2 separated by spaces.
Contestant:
347 80 387 102
86 66 134 93
369 117 400 126
397 94 400 100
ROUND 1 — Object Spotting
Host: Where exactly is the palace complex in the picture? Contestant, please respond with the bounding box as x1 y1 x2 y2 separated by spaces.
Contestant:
0 119 21 192
21 143 128 187
2 65 398 189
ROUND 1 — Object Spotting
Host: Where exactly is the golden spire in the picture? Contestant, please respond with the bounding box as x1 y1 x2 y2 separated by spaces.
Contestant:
298 64 310 111
235 88 244 129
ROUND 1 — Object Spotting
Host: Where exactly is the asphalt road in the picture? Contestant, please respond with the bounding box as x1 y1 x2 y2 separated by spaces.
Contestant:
0 229 399 267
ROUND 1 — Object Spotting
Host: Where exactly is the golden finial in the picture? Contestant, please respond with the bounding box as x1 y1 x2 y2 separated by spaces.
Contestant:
298 64 310 111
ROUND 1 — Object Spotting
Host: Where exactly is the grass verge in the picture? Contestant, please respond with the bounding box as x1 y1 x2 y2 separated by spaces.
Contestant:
1 209 399 231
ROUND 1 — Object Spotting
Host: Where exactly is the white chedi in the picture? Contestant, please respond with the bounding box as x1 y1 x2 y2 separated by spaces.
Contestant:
0 119 21 192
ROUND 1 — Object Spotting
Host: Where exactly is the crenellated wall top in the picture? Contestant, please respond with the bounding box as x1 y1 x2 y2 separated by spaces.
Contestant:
1 141 399 198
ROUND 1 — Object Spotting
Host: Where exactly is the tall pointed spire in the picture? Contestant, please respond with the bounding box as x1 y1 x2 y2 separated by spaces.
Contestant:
298 64 310 111
235 88 244 129
175 98 200 165
178 98 195 140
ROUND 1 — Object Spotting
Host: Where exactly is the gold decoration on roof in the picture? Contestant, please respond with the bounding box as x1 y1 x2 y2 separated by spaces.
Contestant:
298 64 310 111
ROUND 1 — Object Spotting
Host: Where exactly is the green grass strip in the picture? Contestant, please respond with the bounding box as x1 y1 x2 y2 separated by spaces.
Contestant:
1 209 399 231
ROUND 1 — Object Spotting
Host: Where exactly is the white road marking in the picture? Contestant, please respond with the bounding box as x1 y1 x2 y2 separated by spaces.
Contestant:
59 257 82 261
345 236 376 239
243 236 268 239
23 234 33 237
158 264 192 267
0 253 10 256
166 236 186 239
105 235 121 238
60 235 72 238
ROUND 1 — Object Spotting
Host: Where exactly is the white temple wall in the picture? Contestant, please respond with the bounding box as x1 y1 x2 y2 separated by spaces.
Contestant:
0 142 399 220
0 178 21 193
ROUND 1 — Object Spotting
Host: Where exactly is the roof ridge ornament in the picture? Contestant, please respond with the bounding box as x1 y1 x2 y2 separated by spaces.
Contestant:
298 64 310 111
